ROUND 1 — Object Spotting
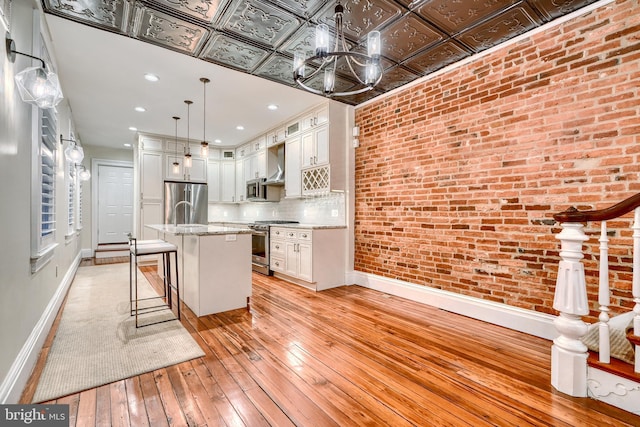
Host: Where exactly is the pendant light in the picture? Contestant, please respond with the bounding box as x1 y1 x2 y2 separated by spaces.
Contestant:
184 100 193 169
172 116 180 174
199 77 210 157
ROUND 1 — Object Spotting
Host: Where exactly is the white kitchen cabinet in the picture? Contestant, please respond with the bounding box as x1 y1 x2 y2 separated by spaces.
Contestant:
270 226 345 291
220 161 236 202
285 135 301 198
139 150 163 241
266 126 286 146
207 160 220 202
166 154 206 182
301 124 328 168
235 158 245 202
301 104 329 131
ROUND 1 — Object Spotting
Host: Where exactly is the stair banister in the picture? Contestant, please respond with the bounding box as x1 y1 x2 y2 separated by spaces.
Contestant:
552 193 640 395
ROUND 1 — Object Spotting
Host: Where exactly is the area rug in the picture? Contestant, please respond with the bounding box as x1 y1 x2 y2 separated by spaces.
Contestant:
32 263 204 403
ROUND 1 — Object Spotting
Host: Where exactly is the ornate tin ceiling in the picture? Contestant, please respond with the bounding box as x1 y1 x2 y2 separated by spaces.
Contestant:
41 0 599 105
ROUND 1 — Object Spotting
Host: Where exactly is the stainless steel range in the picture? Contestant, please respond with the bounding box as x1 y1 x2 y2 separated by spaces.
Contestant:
249 220 299 275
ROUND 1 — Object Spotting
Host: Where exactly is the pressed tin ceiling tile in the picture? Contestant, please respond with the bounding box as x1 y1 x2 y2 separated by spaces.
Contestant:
132 5 209 53
375 65 420 91
456 3 542 52
43 0 132 32
200 33 271 72
43 0 602 105
402 40 470 75
529 0 598 21
255 53 297 85
414 0 519 34
148 0 226 23
379 13 445 62
219 0 301 48
269 0 328 18
313 0 404 43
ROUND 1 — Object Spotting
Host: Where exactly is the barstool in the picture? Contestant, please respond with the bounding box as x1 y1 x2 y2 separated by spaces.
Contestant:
128 236 180 328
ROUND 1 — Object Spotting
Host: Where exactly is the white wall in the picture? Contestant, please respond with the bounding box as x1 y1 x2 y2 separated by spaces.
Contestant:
0 0 82 403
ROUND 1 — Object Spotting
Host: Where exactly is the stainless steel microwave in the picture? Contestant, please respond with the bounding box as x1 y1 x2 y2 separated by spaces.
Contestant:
246 178 266 201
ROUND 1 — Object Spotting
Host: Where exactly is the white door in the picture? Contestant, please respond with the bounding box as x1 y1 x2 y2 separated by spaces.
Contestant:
98 165 134 243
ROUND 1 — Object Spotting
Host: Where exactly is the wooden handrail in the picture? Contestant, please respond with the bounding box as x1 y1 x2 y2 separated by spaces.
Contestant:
554 193 640 223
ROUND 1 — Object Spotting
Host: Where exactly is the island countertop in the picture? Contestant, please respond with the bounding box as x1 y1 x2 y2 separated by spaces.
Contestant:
146 224 253 236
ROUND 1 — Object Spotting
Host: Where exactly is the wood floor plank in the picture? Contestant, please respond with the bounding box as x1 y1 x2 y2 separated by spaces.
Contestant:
19 258 640 427
138 372 169 427
95 384 111 427
109 381 131 427
124 377 150 427
76 388 97 427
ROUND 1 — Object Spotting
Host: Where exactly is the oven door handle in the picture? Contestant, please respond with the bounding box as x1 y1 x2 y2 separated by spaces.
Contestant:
252 230 268 236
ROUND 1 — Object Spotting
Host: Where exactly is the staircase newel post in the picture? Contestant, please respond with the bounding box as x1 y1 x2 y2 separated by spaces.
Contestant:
552 222 590 397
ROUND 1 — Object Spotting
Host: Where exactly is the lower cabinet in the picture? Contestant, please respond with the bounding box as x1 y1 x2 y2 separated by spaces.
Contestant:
270 226 345 291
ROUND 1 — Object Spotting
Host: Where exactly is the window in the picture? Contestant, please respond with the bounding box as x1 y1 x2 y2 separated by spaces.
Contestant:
67 156 76 236
30 32 59 273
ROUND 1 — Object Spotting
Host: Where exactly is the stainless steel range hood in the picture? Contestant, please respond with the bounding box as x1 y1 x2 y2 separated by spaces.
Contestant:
264 144 285 185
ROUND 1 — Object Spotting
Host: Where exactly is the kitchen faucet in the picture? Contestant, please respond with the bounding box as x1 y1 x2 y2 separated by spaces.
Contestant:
174 200 193 226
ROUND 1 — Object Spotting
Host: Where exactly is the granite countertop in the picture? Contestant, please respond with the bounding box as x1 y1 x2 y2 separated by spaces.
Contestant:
269 224 347 230
146 224 253 236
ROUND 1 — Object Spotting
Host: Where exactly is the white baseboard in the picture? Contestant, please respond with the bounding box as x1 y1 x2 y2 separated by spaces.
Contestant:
0 253 81 404
347 270 558 340
81 248 93 258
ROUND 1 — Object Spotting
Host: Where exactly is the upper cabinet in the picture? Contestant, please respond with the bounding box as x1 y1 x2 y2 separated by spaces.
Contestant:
165 154 206 182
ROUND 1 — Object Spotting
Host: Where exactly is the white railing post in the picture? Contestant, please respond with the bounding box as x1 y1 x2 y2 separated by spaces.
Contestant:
552 222 590 397
598 221 610 364
633 208 640 373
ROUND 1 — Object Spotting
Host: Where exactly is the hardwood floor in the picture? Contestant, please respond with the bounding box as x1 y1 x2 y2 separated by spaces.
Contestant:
21 258 640 426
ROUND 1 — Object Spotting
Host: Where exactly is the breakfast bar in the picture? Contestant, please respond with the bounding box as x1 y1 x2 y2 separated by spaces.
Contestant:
145 224 252 317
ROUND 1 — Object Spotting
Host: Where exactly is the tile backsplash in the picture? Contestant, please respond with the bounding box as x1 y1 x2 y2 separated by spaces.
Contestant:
208 192 346 225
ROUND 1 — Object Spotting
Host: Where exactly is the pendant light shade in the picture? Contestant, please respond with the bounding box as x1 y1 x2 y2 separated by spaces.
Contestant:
61 135 84 163
7 36 64 109
200 77 210 157
172 116 180 174
78 165 91 181
184 100 193 169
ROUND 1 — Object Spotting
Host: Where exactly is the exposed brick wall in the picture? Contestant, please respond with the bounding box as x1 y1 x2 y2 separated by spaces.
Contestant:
354 0 640 320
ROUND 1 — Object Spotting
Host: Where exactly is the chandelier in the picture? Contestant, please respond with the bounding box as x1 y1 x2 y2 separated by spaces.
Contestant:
293 1 382 97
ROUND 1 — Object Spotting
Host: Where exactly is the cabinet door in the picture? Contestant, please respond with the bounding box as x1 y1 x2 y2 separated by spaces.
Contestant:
285 136 301 198
165 155 184 180
284 241 298 277
244 156 254 181
188 157 207 182
315 125 329 166
298 242 313 282
301 131 314 168
275 127 286 144
221 161 235 202
207 161 220 202
256 150 266 179
141 151 163 200
235 159 245 202
315 104 329 126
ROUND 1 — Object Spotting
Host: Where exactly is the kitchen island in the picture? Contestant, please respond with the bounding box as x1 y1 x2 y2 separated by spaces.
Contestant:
145 224 252 317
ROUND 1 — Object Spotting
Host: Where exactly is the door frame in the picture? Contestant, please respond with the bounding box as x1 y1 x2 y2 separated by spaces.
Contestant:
91 158 134 255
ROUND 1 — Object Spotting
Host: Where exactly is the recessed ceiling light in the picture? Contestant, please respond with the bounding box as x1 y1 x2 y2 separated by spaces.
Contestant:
236 125 244 130
128 126 137 131
214 139 222 143
144 73 159 82
134 106 146 112
267 104 278 110
124 143 132 147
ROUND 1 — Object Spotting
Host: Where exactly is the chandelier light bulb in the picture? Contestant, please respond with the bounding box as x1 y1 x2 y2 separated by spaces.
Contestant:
293 51 306 78
324 70 335 94
367 31 381 58
315 24 330 57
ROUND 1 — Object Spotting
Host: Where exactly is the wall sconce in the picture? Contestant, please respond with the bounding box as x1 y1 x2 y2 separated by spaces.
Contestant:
6 35 64 109
60 135 84 163
78 165 91 181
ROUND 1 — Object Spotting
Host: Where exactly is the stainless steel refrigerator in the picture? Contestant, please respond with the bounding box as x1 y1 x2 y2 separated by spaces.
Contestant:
164 181 208 225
